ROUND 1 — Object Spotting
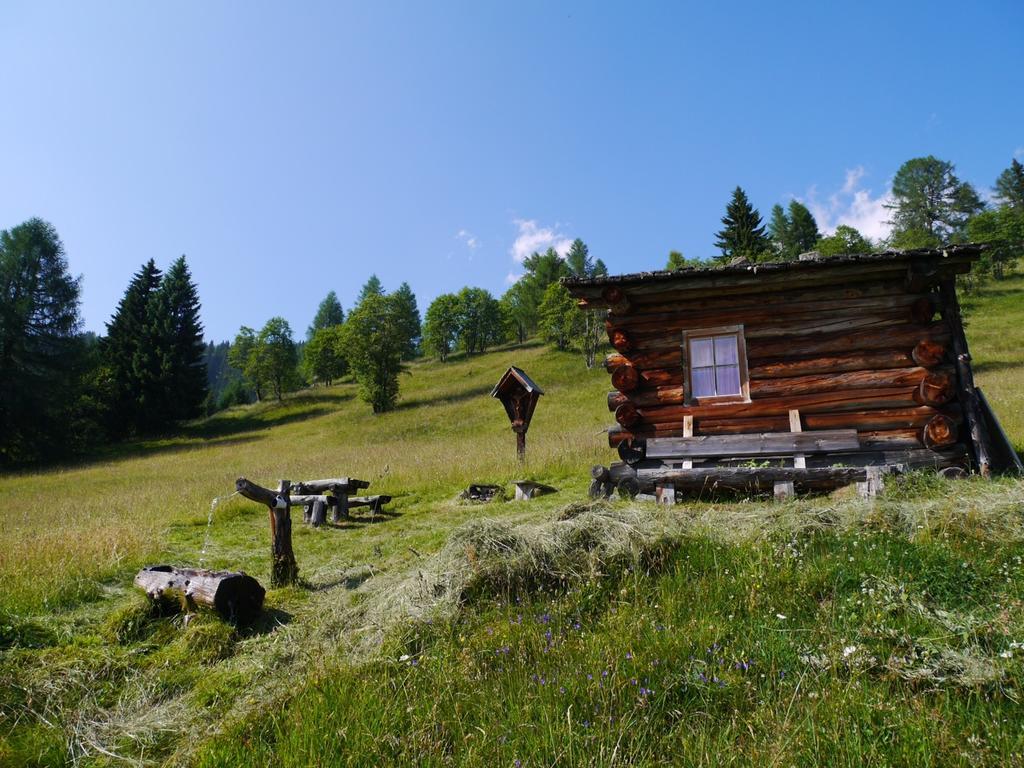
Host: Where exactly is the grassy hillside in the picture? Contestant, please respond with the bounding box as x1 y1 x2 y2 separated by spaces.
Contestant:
1 277 1023 766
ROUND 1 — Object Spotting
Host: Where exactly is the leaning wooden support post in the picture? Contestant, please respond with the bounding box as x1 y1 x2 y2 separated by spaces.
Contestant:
235 477 299 587
134 566 265 624
939 277 992 476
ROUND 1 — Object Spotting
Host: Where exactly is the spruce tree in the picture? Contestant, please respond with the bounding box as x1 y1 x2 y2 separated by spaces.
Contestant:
787 201 821 257
714 187 770 261
0 218 84 463
152 256 207 423
307 290 344 339
357 274 384 304
392 281 421 360
768 204 790 258
565 238 592 277
103 259 162 435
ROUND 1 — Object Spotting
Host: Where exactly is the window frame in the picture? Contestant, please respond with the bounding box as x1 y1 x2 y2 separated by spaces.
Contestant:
681 324 751 405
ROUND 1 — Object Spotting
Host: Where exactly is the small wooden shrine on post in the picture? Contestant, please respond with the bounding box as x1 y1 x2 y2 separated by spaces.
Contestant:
491 366 544 462
565 246 1021 501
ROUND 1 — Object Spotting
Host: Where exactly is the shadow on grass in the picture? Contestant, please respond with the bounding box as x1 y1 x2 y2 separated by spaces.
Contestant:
396 383 495 411
974 360 1024 374
241 606 293 637
328 509 404 530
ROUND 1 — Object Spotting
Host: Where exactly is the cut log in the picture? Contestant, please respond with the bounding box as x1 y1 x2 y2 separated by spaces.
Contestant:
349 495 392 511
602 285 632 315
912 339 947 368
922 414 958 450
134 565 265 624
635 466 869 493
608 328 632 352
610 364 640 392
917 370 956 406
615 402 642 428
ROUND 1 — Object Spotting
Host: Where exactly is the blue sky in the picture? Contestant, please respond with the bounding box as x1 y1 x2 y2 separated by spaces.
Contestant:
2 1 1022 341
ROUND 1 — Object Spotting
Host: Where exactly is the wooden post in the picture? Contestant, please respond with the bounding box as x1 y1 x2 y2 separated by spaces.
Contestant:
774 410 802 501
270 480 298 586
516 429 526 462
310 499 326 528
939 277 992 477
332 493 349 523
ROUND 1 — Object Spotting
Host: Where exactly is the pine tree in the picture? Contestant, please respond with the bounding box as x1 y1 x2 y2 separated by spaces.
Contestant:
307 291 344 339
0 218 84 463
995 158 1024 210
103 259 163 435
357 274 384 304
392 281 421 360
152 256 207 423
714 187 770 261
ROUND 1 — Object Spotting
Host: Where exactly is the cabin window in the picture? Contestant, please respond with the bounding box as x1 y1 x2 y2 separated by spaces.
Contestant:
682 325 750 404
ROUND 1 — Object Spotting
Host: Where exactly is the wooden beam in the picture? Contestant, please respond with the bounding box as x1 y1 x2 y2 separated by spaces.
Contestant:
134 566 265 624
939 277 992 476
644 429 861 459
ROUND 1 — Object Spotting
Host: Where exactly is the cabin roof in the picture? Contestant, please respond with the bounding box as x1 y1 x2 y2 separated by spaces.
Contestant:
562 245 983 298
491 366 544 398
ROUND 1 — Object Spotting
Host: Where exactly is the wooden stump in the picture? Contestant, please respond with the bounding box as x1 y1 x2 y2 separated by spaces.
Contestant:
235 477 299 588
310 499 326 527
134 566 265 624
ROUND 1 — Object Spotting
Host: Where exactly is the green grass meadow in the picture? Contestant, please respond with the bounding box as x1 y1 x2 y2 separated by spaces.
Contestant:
1 276 1023 767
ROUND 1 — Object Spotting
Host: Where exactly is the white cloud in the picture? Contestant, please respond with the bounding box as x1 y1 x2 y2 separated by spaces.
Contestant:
505 271 522 285
509 219 572 263
804 166 893 243
456 229 480 250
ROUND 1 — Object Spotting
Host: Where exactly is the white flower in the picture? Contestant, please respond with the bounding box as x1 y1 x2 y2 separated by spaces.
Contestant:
776 613 787 620
399 654 410 662
843 645 858 658
999 650 1013 659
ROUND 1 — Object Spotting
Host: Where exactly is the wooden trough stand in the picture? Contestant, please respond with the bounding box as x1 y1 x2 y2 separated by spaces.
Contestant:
235 475 392 588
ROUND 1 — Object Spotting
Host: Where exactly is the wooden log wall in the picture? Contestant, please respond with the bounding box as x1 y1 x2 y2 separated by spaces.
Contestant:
596 274 970 466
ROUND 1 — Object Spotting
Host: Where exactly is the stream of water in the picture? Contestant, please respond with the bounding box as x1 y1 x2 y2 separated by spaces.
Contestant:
200 491 238 568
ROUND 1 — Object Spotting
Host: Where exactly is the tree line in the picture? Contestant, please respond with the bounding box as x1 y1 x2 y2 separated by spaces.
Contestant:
701 154 1024 284
3 154 1020 464
0 219 206 464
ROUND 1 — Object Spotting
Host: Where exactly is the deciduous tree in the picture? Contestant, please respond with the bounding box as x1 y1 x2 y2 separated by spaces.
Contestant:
886 156 983 247
814 225 874 257
344 292 407 412
422 292 461 361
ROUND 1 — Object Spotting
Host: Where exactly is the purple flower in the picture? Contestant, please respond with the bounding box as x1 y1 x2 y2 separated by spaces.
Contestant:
625 652 633 661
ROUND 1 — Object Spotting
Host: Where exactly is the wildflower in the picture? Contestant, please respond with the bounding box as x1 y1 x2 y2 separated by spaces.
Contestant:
775 613 787 620
843 645 858 658
1000 650 1013 659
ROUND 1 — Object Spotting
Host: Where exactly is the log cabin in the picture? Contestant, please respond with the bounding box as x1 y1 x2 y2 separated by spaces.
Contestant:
564 246 1022 500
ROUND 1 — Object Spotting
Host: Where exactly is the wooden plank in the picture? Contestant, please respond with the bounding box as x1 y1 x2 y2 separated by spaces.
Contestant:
682 415 693 470
789 409 806 469
977 388 1024 475
646 429 860 459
